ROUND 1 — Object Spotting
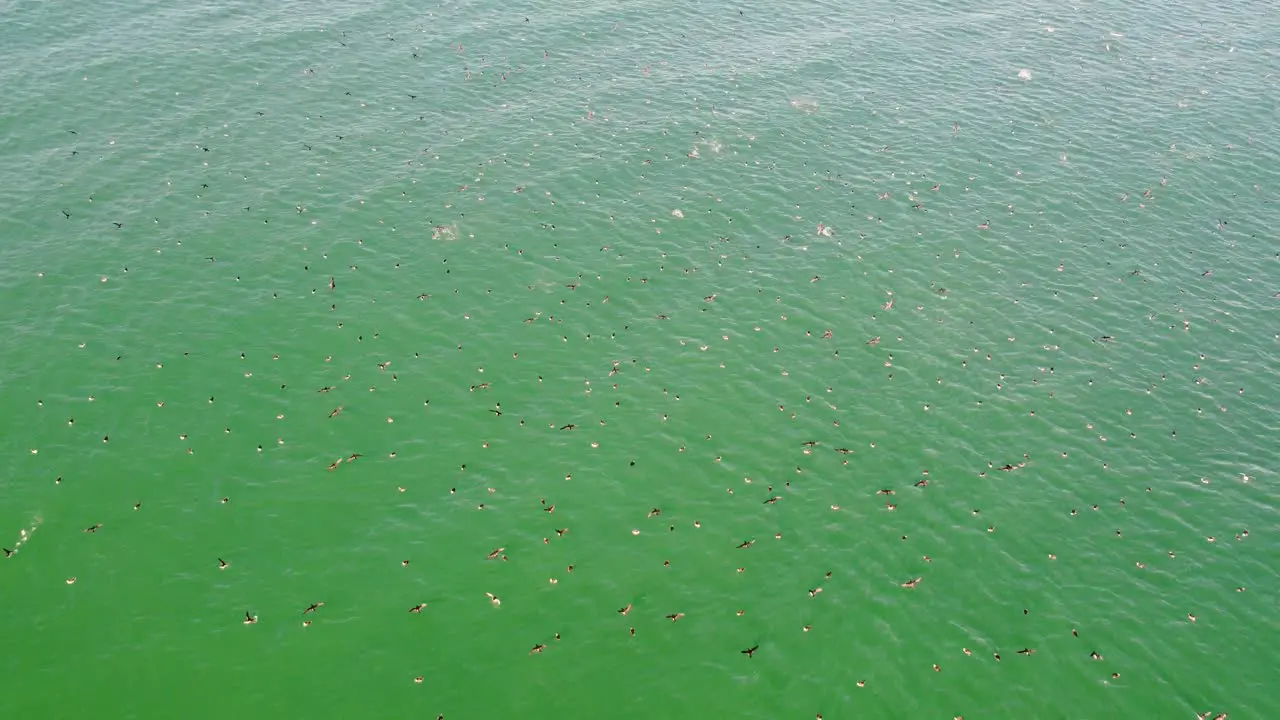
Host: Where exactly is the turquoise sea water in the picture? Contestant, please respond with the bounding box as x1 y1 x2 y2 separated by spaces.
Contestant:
1 0 1277 717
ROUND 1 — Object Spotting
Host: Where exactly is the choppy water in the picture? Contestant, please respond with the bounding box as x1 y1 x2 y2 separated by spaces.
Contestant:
1 0 1277 717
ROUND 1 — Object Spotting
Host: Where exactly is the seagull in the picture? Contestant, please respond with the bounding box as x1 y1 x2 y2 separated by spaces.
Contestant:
741 645 759 658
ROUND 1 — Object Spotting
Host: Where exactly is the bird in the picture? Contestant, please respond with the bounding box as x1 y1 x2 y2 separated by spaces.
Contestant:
303 603 324 615
530 644 546 655
243 612 258 625
618 603 632 615
218 558 229 570
665 613 685 622
409 604 426 613
741 645 759 658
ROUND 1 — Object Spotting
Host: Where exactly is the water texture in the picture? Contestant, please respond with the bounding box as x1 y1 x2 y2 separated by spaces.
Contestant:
1 0 1277 718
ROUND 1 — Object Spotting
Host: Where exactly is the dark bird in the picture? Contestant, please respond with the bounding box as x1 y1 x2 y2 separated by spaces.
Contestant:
218 558 229 570
741 645 759 658
559 424 576 430
61 210 71 219
618 603 632 615
665 613 685 622
303 603 324 615
736 540 755 549
243 612 257 625
409 604 426 613
112 222 123 228
328 406 344 418
530 644 546 655
2 549 13 558
1017 648 1035 655
489 408 503 416
317 386 335 393
329 276 336 291
83 524 102 533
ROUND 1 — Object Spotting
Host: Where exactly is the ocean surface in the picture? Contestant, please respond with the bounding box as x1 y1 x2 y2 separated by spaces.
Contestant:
1 0 1277 717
